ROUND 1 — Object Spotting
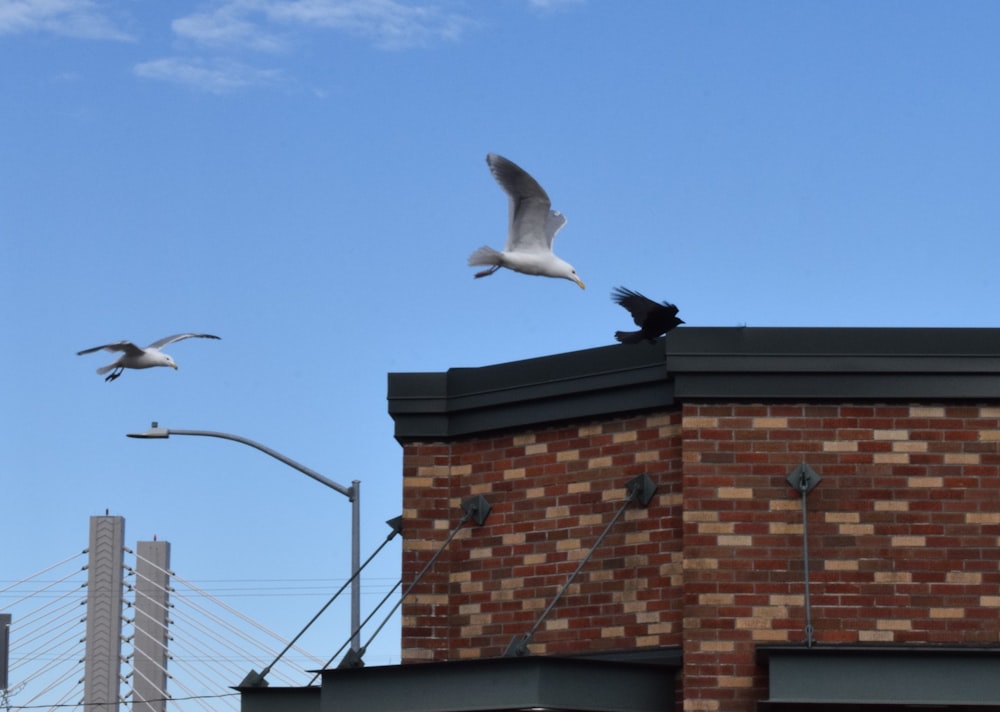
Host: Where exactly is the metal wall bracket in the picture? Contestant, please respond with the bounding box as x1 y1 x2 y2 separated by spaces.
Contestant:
462 495 493 527
786 463 822 495
626 473 657 507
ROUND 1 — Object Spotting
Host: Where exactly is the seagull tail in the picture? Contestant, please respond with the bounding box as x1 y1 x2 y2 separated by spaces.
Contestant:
614 330 649 345
96 364 115 375
468 245 502 267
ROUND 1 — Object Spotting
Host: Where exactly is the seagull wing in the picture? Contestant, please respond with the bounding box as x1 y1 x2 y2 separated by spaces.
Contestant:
146 333 221 350
487 153 554 254
544 210 567 247
77 341 145 357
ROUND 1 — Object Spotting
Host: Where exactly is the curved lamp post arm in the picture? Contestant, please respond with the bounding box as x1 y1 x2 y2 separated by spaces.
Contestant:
127 422 362 656
129 425 354 500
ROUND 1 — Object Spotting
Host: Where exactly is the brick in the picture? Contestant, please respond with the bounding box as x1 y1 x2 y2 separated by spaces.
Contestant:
911 406 946 417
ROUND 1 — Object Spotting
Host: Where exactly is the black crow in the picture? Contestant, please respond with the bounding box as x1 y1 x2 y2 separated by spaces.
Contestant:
611 287 683 344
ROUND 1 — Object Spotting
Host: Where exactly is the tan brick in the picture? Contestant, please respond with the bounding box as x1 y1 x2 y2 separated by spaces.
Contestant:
946 572 982 584
613 430 638 443
504 467 526 480
699 640 736 653
825 512 860 524
588 455 613 469
908 477 943 488
753 417 787 429
968 512 1000 525
893 441 927 452
979 430 1000 441
769 522 803 535
718 486 754 499
718 676 754 688
891 536 926 547
875 571 912 583
980 596 1000 607
874 500 909 512
840 524 875 536
525 443 548 455
718 535 753 547
910 406 945 417
770 499 801 511
683 416 718 428
859 630 895 642
556 449 581 462
875 453 910 464
823 440 858 452
944 453 980 465
825 560 859 571
770 594 805 606
874 429 909 440
929 607 964 619
513 433 536 446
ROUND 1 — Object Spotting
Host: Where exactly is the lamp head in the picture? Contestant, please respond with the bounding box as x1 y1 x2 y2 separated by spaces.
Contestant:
127 422 170 439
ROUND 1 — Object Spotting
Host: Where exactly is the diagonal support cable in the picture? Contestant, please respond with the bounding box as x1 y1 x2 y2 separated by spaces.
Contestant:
239 516 403 687
310 496 492 678
505 474 656 657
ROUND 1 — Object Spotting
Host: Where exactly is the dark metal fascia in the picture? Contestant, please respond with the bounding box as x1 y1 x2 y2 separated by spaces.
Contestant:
387 341 672 441
387 327 1000 441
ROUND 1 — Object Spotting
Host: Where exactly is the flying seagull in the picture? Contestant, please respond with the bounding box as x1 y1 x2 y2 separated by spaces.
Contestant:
468 153 585 289
77 333 220 382
611 287 683 344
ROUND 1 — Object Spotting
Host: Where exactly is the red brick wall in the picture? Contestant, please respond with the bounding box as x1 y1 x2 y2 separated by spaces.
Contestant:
400 402 1000 711
683 403 1000 711
400 412 685 662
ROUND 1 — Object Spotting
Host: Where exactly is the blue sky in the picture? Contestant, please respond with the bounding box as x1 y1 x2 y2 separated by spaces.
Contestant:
3 0 1000 679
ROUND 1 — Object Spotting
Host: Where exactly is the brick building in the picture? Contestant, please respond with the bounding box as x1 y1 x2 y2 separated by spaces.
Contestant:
242 326 1000 712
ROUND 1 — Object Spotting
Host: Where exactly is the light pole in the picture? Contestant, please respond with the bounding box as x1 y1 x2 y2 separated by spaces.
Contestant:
127 422 361 654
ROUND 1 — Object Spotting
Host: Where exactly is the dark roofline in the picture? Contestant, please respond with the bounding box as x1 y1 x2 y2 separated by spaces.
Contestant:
387 327 1000 441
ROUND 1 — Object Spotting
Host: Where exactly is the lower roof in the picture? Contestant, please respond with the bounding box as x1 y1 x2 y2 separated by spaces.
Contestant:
387 327 1000 441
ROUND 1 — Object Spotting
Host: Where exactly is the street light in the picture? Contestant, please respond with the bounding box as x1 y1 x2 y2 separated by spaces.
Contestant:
127 422 361 654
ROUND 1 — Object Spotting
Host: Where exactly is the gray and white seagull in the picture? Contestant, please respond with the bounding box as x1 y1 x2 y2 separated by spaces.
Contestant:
77 333 221 382
468 153 585 289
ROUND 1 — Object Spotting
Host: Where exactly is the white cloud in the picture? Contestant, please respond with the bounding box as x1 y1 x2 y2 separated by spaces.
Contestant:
173 0 288 52
0 0 133 40
133 56 285 93
172 0 475 52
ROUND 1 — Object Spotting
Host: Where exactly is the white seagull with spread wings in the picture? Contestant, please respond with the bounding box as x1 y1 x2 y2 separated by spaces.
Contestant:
468 153 585 289
77 333 220 382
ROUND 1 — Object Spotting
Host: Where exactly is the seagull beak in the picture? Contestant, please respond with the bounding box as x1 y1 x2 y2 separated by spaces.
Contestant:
574 278 586 290
171 364 179 370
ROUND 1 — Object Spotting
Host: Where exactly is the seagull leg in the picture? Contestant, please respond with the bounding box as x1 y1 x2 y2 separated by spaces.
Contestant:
474 265 500 279
105 367 123 382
